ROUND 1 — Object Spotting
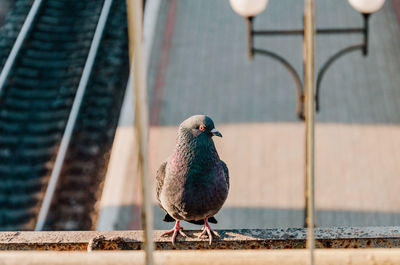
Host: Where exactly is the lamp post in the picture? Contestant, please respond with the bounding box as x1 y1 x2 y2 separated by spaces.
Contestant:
230 0 385 247
230 0 385 119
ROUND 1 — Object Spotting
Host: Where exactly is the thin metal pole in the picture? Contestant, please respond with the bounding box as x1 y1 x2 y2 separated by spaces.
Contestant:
304 0 315 264
362 13 370 56
247 16 254 59
125 1 154 265
35 0 114 231
0 0 43 94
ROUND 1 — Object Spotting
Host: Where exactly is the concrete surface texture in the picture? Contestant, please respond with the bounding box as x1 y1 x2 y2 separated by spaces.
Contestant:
2 227 400 250
99 0 400 230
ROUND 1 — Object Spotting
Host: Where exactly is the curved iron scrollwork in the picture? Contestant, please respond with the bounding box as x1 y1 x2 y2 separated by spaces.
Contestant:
253 48 304 120
315 44 364 111
248 13 370 119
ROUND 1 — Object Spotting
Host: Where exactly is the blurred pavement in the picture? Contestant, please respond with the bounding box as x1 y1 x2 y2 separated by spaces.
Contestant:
99 0 400 230
146 0 400 230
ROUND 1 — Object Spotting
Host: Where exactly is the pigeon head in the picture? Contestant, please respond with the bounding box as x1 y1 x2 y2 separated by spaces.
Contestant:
179 115 222 138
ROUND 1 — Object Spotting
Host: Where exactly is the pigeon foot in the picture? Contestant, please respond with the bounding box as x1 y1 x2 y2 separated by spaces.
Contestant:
198 218 220 245
162 220 186 245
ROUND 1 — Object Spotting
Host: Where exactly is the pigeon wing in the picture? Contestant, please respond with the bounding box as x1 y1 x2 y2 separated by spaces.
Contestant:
156 161 167 207
157 161 175 223
221 160 229 189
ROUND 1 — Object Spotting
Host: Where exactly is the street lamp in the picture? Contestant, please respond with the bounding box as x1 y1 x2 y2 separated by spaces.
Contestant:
230 0 385 119
229 0 269 17
348 0 385 14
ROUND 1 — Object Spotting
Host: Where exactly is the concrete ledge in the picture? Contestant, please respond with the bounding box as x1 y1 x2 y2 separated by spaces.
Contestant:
0 227 399 250
2 250 400 265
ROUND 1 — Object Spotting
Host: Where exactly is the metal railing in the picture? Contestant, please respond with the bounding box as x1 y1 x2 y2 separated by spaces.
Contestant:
0 0 43 94
304 1 316 265
125 0 154 264
34 0 114 231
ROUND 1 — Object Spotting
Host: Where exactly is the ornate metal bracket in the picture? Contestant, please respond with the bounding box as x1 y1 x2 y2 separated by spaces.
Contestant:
247 13 370 119
253 48 305 119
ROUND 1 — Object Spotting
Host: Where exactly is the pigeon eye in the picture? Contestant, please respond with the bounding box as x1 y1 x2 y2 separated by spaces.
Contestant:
199 125 206 131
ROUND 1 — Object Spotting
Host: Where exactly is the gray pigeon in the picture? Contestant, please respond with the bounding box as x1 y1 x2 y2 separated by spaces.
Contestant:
156 115 229 245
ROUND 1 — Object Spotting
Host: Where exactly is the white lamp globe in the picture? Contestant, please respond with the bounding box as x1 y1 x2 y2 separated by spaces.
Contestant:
229 0 269 17
348 0 385 14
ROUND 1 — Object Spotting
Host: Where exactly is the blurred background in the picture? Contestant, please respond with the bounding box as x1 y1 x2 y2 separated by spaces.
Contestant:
0 0 399 231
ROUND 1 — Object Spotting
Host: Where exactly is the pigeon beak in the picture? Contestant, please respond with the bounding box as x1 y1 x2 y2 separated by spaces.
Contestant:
210 128 222 137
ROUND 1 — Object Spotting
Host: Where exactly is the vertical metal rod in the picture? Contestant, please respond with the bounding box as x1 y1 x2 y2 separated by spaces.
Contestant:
126 1 154 265
0 0 43 94
247 16 254 59
362 13 370 56
35 0 113 231
304 0 315 264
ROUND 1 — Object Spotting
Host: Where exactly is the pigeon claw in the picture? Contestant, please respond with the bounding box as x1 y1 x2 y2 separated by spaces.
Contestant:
162 220 186 246
198 218 220 245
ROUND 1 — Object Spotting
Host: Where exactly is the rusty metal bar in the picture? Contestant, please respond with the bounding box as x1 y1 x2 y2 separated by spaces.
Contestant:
0 228 399 251
96 0 161 231
304 0 316 265
125 0 154 264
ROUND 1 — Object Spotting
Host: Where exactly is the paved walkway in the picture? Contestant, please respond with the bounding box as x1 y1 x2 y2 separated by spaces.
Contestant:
100 0 400 230
144 0 400 230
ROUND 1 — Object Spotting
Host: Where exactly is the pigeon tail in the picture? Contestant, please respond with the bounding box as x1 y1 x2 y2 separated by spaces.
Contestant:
163 213 218 224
